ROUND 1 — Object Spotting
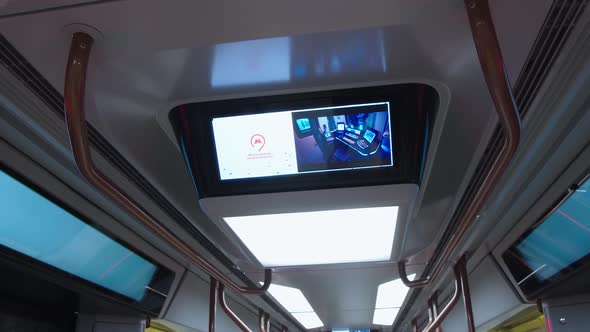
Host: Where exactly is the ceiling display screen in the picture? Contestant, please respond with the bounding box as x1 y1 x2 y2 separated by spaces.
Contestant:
171 83 438 196
212 102 393 180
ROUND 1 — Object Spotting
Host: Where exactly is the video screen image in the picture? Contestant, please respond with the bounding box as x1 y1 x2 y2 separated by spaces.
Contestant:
292 104 393 173
212 102 393 180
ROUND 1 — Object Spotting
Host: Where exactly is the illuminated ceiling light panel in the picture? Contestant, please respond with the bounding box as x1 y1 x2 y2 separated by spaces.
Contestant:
224 206 398 267
291 312 324 329
372 308 400 326
373 274 415 326
263 283 323 329
266 284 314 313
375 274 416 308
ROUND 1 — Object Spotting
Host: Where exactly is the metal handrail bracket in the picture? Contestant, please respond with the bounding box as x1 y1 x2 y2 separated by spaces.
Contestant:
64 31 271 295
398 0 521 288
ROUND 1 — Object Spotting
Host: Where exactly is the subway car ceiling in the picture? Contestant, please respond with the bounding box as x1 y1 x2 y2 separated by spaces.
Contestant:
1 0 590 331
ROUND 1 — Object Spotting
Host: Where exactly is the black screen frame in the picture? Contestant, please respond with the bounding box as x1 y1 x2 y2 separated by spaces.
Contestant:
170 84 438 197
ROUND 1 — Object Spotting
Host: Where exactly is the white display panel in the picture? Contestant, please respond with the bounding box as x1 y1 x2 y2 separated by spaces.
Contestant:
212 102 393 180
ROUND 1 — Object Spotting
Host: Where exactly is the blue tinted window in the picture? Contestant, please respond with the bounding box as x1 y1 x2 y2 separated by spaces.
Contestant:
510 176 590 285
0 170 157 301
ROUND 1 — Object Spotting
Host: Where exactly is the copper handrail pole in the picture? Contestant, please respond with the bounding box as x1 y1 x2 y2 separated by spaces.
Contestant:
264 312 271 332
64 32 271 295
218 283 253 332
421 255 475 332
421 262 462 332
399 0 521 288
259 310 265 332
209 278 219 332
427 299 434 325
428 291 442 332
259 310 271 332
458 257 476 332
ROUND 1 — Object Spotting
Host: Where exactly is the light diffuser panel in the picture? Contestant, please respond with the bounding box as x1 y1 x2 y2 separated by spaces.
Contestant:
291 312 324 329
266 284 314 313
224 206 398 267
372 308 400 326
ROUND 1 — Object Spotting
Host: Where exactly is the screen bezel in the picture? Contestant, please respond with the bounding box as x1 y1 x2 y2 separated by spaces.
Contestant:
0 163 175 315
171 84 437 197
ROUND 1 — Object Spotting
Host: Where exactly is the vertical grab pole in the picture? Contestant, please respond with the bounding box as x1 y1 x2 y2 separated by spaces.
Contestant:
259 310 265 332
259 310 271 332
456 256 476 332
264 313 270 332
209 278 219 332
428 292 442 332
412 318 419 332
422 262 462 332
421 255 474 332
218 283 253 332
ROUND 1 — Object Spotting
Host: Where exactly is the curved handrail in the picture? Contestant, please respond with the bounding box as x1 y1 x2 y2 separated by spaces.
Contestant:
399 0 521 288
64 31 271 295
219 283 253 332
458 257 476 332
259 310 265 332
259 310 270 332
421 259 463 332
427 292 442 332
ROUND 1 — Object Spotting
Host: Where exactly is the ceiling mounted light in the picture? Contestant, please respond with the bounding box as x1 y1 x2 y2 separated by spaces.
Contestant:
266 284 314 313
373 274 415 325
375 274 415 309
291 312 324 329
372 308 400 326
264 283 323 329
224 206 398 267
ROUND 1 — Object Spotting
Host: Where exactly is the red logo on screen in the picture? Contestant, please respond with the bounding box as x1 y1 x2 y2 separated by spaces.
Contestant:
250 134 266 151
